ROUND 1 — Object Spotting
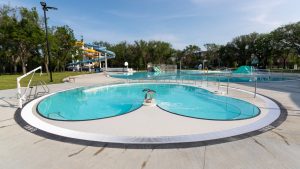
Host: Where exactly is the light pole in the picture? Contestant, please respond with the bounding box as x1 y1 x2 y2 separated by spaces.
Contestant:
40 1 57 82
202 59 207 70
180 56 185 71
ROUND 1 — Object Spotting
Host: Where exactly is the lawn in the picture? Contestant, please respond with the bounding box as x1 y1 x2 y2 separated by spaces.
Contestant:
0 71 90 90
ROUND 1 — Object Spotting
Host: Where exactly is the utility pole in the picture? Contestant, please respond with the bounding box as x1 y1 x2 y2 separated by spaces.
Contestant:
40 1 57 82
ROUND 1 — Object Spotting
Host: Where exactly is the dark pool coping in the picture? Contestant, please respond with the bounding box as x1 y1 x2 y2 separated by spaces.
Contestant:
14 94 286 148
19 84 281 145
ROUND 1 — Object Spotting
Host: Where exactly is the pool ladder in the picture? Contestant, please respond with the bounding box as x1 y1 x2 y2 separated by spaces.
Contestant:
27 80 50 100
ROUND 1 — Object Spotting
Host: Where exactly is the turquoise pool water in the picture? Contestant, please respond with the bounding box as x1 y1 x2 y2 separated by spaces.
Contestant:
37 84 260 121
110 71 294 82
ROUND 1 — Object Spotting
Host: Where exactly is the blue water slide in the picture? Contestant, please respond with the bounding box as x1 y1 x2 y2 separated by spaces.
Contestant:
68 57 110 65
85 44 116 58
68 44 116 66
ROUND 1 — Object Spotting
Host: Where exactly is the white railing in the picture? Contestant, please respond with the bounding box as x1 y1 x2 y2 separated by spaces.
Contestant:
17 66 47 108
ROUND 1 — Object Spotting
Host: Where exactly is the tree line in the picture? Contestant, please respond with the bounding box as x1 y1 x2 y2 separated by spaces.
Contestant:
204 22 300 69
97 21 300 70
1 5 299 75
0 5 78 75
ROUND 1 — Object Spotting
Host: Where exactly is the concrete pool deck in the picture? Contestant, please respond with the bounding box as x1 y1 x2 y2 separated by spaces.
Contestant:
1 72 300 169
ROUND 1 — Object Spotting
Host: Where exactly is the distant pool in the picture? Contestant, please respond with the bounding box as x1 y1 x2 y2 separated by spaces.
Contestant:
37 83 260 121
110 71 295 82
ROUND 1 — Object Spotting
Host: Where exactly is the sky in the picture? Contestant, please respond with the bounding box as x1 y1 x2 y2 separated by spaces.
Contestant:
1 0 300 49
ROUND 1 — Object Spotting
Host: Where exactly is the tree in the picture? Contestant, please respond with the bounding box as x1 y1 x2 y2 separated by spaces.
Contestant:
2 4 300 73
0 5 19 74
271 26 293 69
182 45 201 68
204 43 220 67
52 25 76 71
254 34 273 68
134 40 148 69
153 41 173 64
109 41 128 67
219 43 239 67
13 7 43 74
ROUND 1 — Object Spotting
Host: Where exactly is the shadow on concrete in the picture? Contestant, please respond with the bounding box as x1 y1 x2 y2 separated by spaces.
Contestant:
0 97 18 108
14 96 287 149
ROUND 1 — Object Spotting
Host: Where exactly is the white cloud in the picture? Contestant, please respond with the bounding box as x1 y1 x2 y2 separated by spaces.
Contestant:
249 14 281 28
240 0 300 32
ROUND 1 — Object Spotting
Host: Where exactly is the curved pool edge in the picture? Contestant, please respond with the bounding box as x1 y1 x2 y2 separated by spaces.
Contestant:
36 102 144 122
20 84 281 144
156 104 261 121
36 83 145 121
37 83 261 121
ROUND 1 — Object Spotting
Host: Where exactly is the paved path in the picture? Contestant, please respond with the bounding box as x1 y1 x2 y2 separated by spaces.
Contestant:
0 73 299 169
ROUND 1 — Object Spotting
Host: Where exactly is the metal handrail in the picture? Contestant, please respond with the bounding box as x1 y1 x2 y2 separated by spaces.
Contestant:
33 80 50 98
114 69 300 100
125 73 263 98
17 66 42 108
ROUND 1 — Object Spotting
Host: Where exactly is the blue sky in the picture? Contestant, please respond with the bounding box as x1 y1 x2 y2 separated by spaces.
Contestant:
1 0 300 49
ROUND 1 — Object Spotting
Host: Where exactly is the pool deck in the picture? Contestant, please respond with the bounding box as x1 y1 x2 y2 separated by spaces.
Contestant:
1 72 300 169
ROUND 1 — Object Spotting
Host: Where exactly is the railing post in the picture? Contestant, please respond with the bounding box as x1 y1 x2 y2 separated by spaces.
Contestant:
218 74 220 90
254 76 257 98
227 75 229 95
17 78 22 108
200 75 203 87
206 73 208 87
16 66 42 108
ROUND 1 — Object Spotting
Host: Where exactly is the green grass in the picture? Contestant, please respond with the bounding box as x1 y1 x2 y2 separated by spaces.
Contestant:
0 71 91 90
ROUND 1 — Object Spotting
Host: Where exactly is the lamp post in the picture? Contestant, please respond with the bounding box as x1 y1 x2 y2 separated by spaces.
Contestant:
40 1 57 82
124 61 128 71
179 56 185 71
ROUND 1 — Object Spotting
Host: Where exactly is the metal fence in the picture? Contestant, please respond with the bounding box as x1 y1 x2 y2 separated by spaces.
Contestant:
123 71 300 98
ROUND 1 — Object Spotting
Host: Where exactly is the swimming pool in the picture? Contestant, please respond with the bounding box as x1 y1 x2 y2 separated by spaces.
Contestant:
37 83 260 121
110 71 295 82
